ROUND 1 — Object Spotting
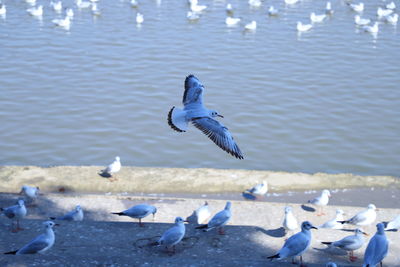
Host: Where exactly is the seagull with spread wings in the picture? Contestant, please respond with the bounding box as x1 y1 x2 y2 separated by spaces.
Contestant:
168 75 243 159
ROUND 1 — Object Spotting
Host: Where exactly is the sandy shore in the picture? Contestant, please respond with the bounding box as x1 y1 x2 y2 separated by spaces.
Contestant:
0 166 399 266
0 166 399 194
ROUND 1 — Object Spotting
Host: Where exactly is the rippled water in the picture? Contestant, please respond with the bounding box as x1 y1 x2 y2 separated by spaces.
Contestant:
0 0 399 176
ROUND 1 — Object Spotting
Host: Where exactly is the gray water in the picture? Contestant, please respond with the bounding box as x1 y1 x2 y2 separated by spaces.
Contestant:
0 0 399 176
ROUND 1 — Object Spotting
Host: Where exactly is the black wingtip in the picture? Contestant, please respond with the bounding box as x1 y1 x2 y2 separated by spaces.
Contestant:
111 212 124 216
321 241 332 245
4 250 17 255
337 221 347 224
267 254 279 260
167 106 185 133
49 217 56 220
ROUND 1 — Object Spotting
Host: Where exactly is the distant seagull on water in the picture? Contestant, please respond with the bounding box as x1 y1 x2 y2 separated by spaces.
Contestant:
0 4 6 16
268 6 279 16
167 75 244 159
348 2 364 13
297 21 312 32
354 15 371 26
325 2 333 15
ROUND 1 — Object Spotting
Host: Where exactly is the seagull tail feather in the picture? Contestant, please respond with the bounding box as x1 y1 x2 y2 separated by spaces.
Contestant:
4 250 17 255
168 106 188 132
337 220 347 224
111 212 124 216
195 224 208 229
267 253 280 261
321 241 332 245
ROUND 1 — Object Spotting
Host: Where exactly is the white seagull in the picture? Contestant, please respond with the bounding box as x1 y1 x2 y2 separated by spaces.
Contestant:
244 20 257 31
196 201 231 234
383 214 400 231
285 0 299 5
151 217 186 253
27 5 43 17
0 4 7 15
310 12 326 23
50 205 84 221
297 21 312 32
386 2 396 10
385 13 398 25
268 221 317 265
363 223 388 267
363 22 379 34
283 206 298 236
377 7 393 18
248 0 261 8
20 185 40 203
339 204 377 227
52 16 71 29
4 221 58 255
325 2 333 15
112 204 157 226
225 16 241 26
50 1 62 12
167 75 244 159
136 12 144 24
355 15 371 26
321 228 367 262
99 156 121 181
245 180 268 199
187 11 200 21
189 201 211 224
226 3 233 14
1 199 27 232
190 2 207 13
268 6 279 16
66 8 74 18
91 3 101 16
76 0 91 9
307 189 330 216
319 209 344 229
349 2 364 13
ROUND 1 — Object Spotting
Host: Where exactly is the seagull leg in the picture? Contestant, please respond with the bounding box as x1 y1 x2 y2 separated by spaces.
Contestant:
291 257 297 264
138 218 144 227
299 255 307 267
218 227 226 235
349 250 358 262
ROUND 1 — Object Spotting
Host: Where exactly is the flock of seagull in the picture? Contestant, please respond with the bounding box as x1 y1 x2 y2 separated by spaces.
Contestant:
1 181 399 266
0 0 398 36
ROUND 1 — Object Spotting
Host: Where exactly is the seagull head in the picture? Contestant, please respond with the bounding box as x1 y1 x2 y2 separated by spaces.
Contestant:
152 206 157 220
75 205 82 211
44 220 59 228
322 189 331 197
17 199 25 206
209 110 224 118
284 206 292 214
175 217 185 224
301 221 318 230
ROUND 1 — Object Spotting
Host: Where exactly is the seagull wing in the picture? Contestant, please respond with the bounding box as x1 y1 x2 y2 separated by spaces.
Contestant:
279 232 309 258
191 117 243 159
182 75 204 107
208 210 230 228
17 235 49 254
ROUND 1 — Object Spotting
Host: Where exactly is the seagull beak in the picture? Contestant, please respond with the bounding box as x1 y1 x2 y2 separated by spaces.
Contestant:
54 223 61 226
217 114 224 118
311 226 318 230
362 231 369 236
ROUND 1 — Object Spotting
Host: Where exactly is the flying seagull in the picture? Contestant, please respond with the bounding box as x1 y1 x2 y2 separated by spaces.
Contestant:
168 75 243 159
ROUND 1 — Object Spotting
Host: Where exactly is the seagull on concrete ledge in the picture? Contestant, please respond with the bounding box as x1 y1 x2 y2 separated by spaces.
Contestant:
168 75 244 159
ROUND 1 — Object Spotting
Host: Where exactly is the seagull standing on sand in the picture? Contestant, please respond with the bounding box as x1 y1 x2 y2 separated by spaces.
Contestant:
4 221 58 255
245 181 268 199
99 156 121 181
321 228 367 262
1 199 27 232
363 223 389 267
167 75 243 159
151 217 186 253
187 201 211 224
20 185 40 204
112 204 157 227
319 209 344 229
283 206 298 236
268 221 317 266
196 201 231 234
383 214 400 231
339 204 377 227
50 205 84 221
307 189 331 216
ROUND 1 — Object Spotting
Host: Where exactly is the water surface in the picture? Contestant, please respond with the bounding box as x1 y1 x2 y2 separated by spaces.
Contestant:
0 0 399 176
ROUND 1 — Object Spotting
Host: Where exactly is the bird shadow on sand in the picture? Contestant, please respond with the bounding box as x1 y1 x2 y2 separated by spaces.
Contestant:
301 204 316 212
242 192 257 201
98 172 111 178
255 226 286 238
